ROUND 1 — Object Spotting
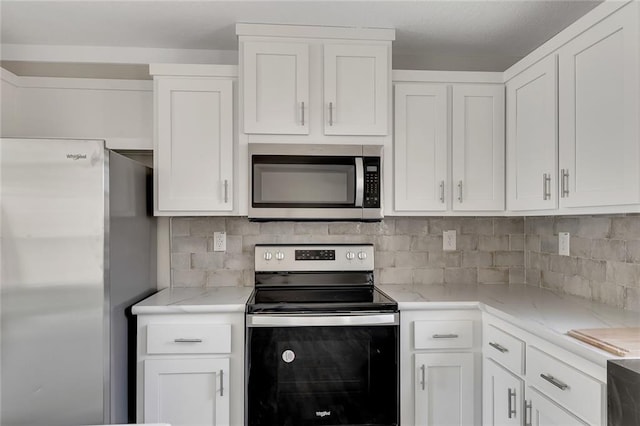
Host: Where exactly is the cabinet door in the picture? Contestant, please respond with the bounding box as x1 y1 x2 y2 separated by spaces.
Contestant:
452 85 505 211
144 358 229 426
507 55 558 211
156 77 233 213
483 358 523 426
558 4 639 207
414 352 475 426
527 387 587 426
323 44 389 135
394 84 448 212
242 41 309 134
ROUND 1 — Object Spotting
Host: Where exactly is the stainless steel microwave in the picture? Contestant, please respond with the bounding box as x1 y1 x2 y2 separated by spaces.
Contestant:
248 143 383 221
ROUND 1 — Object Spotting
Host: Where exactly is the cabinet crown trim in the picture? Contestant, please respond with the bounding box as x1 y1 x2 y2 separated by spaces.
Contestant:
150 63 238 77
236 23 395 41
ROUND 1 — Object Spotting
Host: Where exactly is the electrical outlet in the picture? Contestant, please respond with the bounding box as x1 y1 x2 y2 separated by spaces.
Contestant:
558 232 570 256
213 232 226 252
443 230 456 251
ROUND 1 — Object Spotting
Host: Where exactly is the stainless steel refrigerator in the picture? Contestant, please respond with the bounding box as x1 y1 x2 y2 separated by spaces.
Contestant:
0 138 157 425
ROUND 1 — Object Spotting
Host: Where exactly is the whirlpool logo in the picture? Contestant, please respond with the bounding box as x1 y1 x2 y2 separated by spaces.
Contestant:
66 154 87 160
315 411 331 418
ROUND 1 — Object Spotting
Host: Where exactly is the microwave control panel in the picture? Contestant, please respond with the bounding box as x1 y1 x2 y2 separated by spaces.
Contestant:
363 157 381 208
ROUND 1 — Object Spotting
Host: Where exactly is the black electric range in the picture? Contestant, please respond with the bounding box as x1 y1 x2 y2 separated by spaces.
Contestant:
245 244 399 426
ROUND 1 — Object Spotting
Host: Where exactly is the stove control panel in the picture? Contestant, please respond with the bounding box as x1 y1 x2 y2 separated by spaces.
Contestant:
255 244 374 272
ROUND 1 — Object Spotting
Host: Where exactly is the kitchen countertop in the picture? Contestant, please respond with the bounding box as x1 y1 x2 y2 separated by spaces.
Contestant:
380 283 640 365
131 287 253 314
131 282 639 365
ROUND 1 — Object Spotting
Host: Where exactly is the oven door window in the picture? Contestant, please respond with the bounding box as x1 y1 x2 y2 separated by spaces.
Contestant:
247 325 398 426
252 155 356 207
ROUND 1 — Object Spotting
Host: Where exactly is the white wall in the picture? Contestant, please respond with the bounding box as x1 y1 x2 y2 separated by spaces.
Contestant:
0 68 153 148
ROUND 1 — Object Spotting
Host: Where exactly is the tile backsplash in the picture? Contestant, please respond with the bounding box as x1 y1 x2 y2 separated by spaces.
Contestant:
169 215 640 311
525 214 640 311
170 217 525 288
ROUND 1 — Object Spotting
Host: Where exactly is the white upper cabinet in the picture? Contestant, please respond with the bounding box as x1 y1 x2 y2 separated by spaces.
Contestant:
452 84 505 211
242 42 309 134
394 83 448 211
152 66 235 215
323 44 389 135
506 55 558 211
237 24 393 139
558 3 639 208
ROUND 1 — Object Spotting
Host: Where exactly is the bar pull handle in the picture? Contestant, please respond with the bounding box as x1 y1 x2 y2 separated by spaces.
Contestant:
223 179 229 203
329 102 334 126
432 333 459 339
354 157 364 207
301 101 305 126
219 369 224 396
420 364 426 390
489 341 509 353
561 169 569 198
457 181 463 203
173 338 203 343
508 388 516 418
439 181 445 203
524 400 532 426
543 173 551 200
540 373 569 390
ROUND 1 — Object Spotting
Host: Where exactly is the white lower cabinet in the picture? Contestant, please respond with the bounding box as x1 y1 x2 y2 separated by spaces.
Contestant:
136 313 244 426
144 358 229 425
400 310 481 426
526 387 587 426
482 314 606 426
483 358 523 426
414 352 475 425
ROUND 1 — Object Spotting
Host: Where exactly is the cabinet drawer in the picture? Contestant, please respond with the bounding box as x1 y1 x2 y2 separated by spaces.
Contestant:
527 346 602 425
414 320 473 349
484 324 525 374
146 324 231 354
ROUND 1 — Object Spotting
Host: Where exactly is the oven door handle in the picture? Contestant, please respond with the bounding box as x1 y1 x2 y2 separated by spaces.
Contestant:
355 157 364 207
247 313 398 327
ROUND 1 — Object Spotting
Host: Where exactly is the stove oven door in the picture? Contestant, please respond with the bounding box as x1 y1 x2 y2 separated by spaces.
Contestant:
246 314 399 426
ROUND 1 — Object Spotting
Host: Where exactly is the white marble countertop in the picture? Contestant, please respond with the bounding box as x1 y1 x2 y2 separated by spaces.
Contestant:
131 282 639 365
131 287 253 314
380 283 640 365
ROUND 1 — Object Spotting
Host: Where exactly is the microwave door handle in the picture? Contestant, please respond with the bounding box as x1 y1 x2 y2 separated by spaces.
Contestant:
355 157 364 207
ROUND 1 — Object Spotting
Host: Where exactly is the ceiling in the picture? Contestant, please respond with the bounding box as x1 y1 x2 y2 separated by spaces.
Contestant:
1 0 603 78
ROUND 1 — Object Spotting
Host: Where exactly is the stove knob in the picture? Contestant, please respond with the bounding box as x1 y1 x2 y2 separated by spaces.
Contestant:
275 251 285 261
346 251 355 260
263 252 273 261
358 251 367 260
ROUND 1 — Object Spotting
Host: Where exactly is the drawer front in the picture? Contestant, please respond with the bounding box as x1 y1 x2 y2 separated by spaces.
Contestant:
146 324 231 354
527 346 602 425
484 324 525 374
414 320 473 349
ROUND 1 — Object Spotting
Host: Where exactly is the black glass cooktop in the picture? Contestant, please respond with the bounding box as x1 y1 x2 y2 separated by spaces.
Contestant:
246 285 398 314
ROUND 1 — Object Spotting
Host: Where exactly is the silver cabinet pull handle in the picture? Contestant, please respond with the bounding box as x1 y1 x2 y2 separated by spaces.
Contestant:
540 373 568 390
329 102 334 126
457 181 463 203
173 338 203 343
301 101 305 126
525 400 532 426
419 364 426 390
223 179 229 203
508 388 516 418
432 333 459 339
543 173 551 200
489 342 509 353
219 369 224 396
439 181 445 203
561 169 569 198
